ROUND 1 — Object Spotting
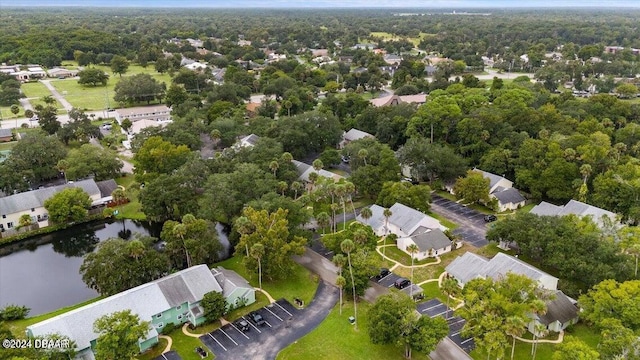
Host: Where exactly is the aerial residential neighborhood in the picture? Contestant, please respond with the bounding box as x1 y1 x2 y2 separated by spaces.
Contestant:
0 3 639 360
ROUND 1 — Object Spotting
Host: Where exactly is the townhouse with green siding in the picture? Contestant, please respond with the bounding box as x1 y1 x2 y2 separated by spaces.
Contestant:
26 265 255 360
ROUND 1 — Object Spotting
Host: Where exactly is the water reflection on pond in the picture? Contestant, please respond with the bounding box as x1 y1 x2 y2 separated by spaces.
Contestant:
0 219 230 316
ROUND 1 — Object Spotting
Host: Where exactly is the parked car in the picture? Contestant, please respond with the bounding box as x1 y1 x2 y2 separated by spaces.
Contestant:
375 268 391 281
235 319 250 332
484 214 498 222
394 278 411 289
101 123 112 130
249 311 266 326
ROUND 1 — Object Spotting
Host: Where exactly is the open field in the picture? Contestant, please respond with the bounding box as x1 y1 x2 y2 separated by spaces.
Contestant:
0 105 24 119
50 62 172 111
21 81 54 99
369 31 435 47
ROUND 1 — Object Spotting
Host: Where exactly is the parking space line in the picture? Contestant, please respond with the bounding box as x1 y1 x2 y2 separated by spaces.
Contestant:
229 323 250 339
219 328 238 346
448 318 465 326
431 310 448 318
420 304 445 312
274 302 293 317
461 337 474 344
264 320 272 328
265 307 284 322
208 333 227 351
377 273 391 281
242 316 262 333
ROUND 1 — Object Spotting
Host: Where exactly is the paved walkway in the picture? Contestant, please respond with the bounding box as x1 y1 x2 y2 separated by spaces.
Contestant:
182 323 202 338
256 287 276 303
515 331 565 344
158 335 173 353
40 79 74 111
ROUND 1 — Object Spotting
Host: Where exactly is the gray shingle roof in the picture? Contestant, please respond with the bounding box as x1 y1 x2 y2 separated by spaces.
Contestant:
95 179 118 198
445 252 489 285
356 204 386 232
343 128 374 142
445 252 558 288
212 267 253 298
475 168 506 190
483 253 554 284
28 265 224 351
493 187 526 205
240 134 260 146
530 201 563 216
0 179 101 216
291 159 343 183
530 200 617 227
389 202 437 235
409 227 451 252
538 290 579 325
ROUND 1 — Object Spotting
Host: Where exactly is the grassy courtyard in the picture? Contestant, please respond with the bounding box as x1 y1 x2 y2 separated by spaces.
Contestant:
277 301 429 360
114 175 146 220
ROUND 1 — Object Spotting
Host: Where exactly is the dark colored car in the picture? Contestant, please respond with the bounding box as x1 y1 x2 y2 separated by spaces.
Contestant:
235 319 250 332
375 268 391 281
484 214 498 222
394 278 411 289
249 311 266 326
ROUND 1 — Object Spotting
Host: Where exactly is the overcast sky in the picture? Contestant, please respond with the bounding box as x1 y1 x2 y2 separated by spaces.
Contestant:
5 0 640 7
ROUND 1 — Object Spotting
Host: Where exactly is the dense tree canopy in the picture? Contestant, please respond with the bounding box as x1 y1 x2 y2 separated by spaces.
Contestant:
44 187 92 224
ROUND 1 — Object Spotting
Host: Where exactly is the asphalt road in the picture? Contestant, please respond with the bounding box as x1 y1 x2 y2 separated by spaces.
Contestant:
429 194 490 247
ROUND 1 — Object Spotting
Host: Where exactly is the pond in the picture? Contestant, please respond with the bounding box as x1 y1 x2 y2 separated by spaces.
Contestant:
0 219 231 316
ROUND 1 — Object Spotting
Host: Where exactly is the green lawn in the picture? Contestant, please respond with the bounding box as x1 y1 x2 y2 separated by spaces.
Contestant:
162 327 212 360
49 63 172 111
380 245 438 267
21 82 53 99
6 297 103 337
214 256 319 307
0 141 17 151
427 211 458 230
0 105 24 119
137 337 169 360
114 175 146 220
435 190 457 202
277 301 428 360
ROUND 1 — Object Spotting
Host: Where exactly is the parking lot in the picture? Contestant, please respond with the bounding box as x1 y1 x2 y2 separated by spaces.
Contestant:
430 194 489 247
153 350 182 360
200 299 297 358
417 299 475 353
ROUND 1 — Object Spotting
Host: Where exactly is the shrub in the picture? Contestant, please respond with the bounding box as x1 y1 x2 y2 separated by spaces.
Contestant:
0 304 30 320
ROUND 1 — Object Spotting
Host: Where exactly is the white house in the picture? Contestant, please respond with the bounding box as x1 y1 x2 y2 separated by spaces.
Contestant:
115 105 172 123
397 228 454 260
473 168 526 211
0 179 116 233
183 62 208 71
445 252 578 334
234 134 260 149
357 203 451 259
530 199 618 229
339 128 375 149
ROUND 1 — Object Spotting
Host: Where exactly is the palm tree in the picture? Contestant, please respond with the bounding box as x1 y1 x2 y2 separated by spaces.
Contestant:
353 229 368 246
335 184 347 230
333 254 346 314
173 223 191 267
278 181 288 196
531 323 548 360
359 207 372 224
407 244 419 298
281 151 293 163
440 276 460 319
269 160 279 177
291 181 303 199
308 172 318 193
235 216 253 256
111 188 127 204
18 214 32 231
620 227 640 277
336 275 346 315
344 181 357 218
312 159 324 172
341 239 357 329
210 129 221 149
250 243 265 290
358 148 369 166
284 99 292 117
316 212 331 234
382 208 392 255
126 239 145 261
330 203 339 233
505 316 526 360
